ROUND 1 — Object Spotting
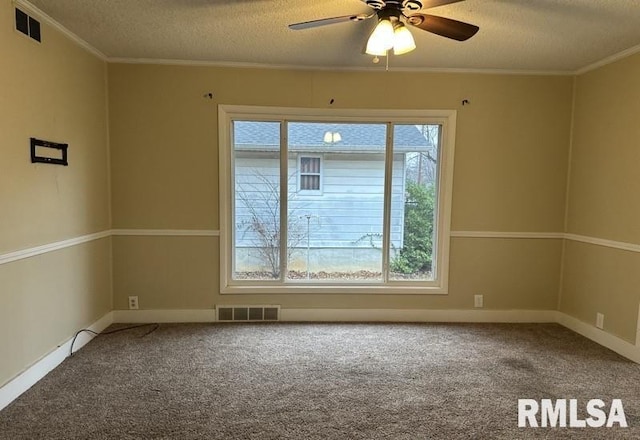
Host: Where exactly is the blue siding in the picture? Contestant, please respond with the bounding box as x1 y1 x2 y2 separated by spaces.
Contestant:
234 154 405 249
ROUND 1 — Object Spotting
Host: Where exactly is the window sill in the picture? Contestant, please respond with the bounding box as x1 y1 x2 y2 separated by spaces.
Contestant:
220 283 448 295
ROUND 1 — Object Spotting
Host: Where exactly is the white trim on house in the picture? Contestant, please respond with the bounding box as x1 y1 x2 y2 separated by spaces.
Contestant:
0 311 113 412
556 312 640 363
113 309 216 323
76 308 640 365
451 231 640 255
0 231 111 266
0 230 223 266
564 233 640 254
450 231 565 239
2 229 638 268
111 229 220 237
280 308 557 323
107 56 578 76
110 232 636 252
103 44 640 77
574 43 640 75
110 309 640 363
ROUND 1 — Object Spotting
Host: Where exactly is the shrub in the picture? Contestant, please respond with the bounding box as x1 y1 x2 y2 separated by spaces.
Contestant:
391 181 435 274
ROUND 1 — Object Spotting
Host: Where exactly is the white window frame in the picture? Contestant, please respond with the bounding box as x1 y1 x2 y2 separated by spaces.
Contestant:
219 105 456 295
297 154 323 194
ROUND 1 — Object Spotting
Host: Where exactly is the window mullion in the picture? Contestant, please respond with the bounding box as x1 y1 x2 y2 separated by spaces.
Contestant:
279 121 288 282
381 122 394 283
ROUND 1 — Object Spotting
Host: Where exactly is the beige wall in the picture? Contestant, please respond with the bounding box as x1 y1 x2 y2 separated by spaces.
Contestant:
2 0 638 389
560 53 640 343
108 63 572 311
0 1 111 386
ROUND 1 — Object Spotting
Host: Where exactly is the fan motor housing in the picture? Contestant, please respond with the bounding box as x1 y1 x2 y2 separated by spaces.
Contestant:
364 1 423 12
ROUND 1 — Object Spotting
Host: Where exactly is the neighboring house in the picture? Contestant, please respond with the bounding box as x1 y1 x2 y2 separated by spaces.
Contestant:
233 121 435 273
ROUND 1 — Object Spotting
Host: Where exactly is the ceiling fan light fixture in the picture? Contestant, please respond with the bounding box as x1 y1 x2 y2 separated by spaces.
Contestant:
323 131 341 143
365 18 394 56
393 23 416 55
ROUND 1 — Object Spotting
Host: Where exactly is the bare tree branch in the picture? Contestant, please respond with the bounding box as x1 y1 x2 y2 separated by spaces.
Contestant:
236 169 308 278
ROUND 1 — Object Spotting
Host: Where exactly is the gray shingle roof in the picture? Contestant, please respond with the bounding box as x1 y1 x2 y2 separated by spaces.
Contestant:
234 121 433 153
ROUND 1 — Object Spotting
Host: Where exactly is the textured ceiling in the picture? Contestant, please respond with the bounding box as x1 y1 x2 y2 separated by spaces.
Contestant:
25 0 640 73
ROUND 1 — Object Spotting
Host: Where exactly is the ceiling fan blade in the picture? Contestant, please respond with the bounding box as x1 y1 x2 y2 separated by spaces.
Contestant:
407 14 479 41
420 0 466 9
289 13 373 30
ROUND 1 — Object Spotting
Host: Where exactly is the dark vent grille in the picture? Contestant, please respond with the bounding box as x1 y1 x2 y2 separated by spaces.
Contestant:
15 8 41 43
217 306 280 322
28 16 41 42
15 8 28 36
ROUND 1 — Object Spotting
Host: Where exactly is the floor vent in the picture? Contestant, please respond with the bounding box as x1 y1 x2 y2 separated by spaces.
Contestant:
216 305 280 322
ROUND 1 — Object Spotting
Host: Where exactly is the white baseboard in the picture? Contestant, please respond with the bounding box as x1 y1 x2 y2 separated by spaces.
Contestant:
113 309 216 323
0 311 113 412
112 307 556 324
2 308 637 414
280 308 558 323
556 312 640 363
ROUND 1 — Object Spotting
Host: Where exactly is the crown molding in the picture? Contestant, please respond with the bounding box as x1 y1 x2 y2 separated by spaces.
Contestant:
575 43 640 76
106 56 574 76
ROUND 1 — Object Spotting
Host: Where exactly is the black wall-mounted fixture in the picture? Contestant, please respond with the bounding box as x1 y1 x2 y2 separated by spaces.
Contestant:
30 138 68 166
15 8 41 42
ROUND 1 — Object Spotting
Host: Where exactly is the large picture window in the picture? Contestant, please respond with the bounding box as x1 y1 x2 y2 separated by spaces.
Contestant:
219 106 456 294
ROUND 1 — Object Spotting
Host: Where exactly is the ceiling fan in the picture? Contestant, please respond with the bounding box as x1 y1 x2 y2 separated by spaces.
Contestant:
289 0 479 56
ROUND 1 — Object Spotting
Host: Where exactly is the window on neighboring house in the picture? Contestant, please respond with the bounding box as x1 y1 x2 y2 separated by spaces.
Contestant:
219 106 456 295
298 156 322 192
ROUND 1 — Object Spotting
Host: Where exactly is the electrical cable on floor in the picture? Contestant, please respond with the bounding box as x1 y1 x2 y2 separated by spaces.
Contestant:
69 323 160 356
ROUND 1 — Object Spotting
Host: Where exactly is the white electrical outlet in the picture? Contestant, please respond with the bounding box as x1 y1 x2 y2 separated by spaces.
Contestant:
596 312 604 329
128 296 139 310
474 294 484 308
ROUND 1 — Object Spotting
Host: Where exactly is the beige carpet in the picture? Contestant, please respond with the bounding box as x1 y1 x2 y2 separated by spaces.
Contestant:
0 323 638 439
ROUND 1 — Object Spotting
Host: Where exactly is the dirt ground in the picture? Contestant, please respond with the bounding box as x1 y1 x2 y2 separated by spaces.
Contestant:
234 270 432 281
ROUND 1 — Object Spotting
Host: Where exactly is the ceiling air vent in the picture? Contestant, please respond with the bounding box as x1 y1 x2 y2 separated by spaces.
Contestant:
15 8 41 43
217 305 280 322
